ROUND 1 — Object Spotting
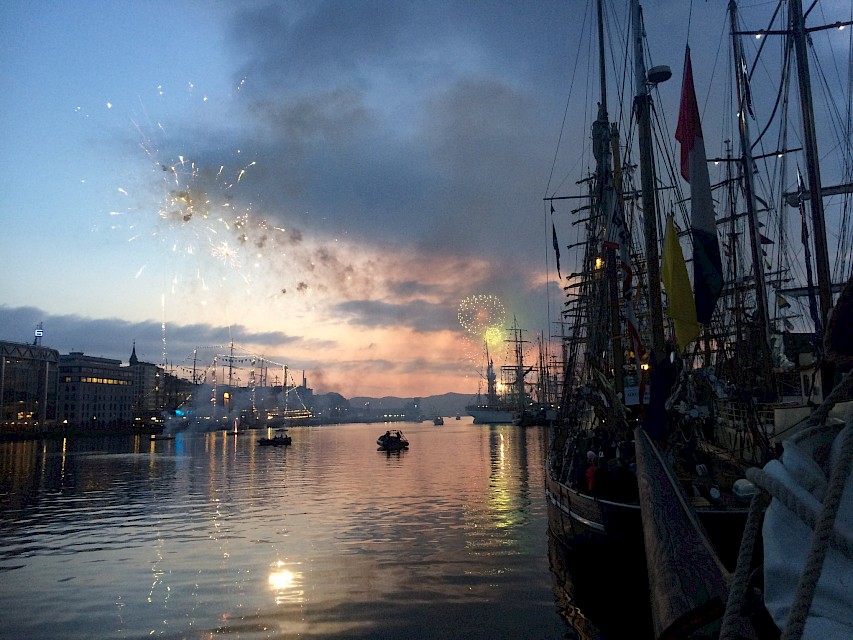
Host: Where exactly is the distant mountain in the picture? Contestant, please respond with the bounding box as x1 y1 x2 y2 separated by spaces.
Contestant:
336 392 471 417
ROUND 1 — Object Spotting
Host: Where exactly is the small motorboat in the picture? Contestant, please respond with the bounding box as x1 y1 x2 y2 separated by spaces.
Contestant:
433 416 444 426
377 429 409 451
258 429 292 446
150 434 176 441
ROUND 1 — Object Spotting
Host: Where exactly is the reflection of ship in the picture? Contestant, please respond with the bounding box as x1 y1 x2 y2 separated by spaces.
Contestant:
547 527 652 639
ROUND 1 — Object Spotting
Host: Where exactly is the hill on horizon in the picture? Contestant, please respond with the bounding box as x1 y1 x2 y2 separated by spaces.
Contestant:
343 392 472 416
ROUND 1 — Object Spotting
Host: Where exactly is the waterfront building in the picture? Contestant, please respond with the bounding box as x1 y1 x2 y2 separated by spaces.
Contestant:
128 343 164 427
161 370 196 415
59 352 133 431
0 340 60 434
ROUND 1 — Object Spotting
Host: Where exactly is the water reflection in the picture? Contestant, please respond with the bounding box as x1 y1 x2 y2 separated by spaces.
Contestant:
547 525 652 639
0 422 567 639
269 560 304 604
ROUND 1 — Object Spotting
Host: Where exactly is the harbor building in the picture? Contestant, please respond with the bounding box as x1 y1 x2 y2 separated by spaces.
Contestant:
59 353 133 431
128 343 164 428
0 340 60 434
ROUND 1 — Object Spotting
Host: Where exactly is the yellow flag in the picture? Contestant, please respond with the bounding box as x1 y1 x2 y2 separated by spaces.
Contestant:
662 216 699 351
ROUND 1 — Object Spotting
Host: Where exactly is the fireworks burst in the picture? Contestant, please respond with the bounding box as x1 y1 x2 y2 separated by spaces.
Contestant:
458 294 506 344
211 240 242 269
483 326 503 347
458 294 508 371
104 89 377 319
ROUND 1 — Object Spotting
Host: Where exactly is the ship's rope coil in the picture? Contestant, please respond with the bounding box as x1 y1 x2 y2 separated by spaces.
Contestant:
719 370 853 640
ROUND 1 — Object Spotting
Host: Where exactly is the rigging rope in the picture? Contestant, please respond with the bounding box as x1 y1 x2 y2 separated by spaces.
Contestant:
719 491 771 640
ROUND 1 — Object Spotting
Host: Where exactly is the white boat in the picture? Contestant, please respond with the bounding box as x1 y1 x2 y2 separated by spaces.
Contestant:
466 405 514 424
465 351 515 424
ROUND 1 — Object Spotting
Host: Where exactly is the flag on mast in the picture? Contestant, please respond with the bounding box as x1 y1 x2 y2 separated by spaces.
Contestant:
551 205 562 279
662 216 699 351
676 46 723 325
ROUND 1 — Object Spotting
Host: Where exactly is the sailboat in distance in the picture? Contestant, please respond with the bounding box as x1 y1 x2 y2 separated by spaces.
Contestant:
466 318 535 424
465 343 515 424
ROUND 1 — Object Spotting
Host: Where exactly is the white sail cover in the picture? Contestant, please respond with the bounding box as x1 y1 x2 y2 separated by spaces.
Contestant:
762 422 853 637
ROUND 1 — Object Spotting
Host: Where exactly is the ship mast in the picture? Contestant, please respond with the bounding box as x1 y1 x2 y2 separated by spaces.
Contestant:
789 0 833 330
731 0 853 390
631 0 666 365
787 0 853 392
597 0 625 397
729 1 774 380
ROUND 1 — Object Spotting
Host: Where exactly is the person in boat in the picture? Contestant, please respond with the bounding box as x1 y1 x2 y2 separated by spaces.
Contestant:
567 449 585 488
585 451 598 492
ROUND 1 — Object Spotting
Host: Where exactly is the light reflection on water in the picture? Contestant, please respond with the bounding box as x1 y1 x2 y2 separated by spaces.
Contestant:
0 421 568 639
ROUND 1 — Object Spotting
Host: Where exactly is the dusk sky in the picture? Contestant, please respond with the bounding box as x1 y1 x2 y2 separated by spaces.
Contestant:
1 1 849 398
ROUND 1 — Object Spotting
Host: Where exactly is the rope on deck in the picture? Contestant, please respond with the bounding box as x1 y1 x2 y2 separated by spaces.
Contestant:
780 422 853 640
719 369 853 639
718 491 770 640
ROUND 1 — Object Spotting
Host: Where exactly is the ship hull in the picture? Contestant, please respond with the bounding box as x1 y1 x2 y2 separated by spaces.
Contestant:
546 472 747 570
465 405 514 424
546 473 642 545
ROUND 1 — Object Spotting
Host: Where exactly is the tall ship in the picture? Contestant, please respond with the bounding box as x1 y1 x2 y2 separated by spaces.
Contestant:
544 3 852 634
466 319 534 424
465 348 516 424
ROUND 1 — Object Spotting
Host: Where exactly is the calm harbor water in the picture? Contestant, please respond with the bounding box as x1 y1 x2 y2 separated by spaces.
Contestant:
0 420 580 639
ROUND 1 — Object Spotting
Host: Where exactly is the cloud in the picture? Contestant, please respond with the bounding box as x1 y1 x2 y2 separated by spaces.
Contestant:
0 305 300 366
217 1 557 253
334 298 457 333
1 0 587 398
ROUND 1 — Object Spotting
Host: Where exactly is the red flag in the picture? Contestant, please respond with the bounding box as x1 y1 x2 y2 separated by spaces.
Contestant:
676 48 703 181
676 46 723 326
